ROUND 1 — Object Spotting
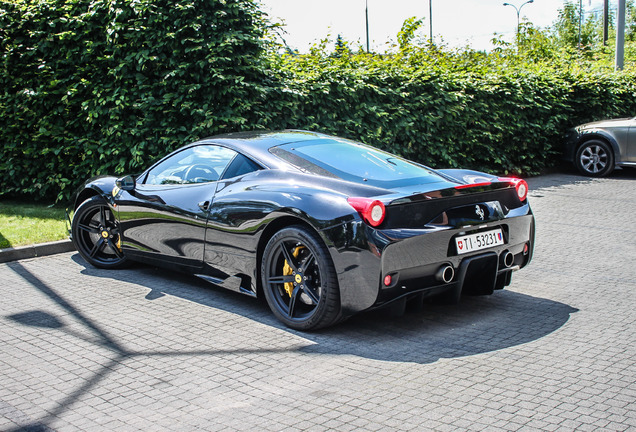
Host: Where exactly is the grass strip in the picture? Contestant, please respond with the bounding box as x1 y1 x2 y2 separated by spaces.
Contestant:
0 200 68 249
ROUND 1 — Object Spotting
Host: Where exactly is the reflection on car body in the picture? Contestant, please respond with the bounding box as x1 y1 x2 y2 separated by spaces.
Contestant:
71 130 535 330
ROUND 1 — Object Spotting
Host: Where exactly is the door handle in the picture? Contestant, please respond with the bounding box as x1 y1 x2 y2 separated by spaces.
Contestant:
198 201 210 211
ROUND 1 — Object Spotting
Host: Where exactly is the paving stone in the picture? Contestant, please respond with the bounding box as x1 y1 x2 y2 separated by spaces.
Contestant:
1 172 636 431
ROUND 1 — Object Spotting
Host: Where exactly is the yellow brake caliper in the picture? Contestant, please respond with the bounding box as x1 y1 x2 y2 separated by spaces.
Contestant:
283 246 304 297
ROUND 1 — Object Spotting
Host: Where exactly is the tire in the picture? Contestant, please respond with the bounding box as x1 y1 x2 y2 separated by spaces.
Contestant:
261 225 340 331
575 139 614 177
71 196 128 269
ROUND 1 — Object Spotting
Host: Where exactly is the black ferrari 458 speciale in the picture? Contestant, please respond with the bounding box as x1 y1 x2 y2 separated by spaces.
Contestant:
70 130 535 330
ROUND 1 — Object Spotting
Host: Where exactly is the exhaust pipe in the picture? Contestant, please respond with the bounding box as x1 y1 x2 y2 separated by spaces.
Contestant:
435 264 455 284
502 251 514 268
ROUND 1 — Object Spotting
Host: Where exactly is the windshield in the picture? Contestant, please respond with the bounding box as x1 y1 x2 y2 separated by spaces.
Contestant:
270 138 440 188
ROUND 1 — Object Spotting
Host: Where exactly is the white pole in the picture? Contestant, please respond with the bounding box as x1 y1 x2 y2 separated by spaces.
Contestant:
365 0 370 52
616 0 626 70
429 0 433 43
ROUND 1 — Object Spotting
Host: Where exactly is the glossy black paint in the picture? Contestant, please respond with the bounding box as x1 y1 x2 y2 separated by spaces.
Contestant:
71 130 535 322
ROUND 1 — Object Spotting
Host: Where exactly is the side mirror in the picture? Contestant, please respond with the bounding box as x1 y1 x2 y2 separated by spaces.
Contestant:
115 175 136 191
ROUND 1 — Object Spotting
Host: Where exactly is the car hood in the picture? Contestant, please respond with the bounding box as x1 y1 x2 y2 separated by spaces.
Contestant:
578 117 635 130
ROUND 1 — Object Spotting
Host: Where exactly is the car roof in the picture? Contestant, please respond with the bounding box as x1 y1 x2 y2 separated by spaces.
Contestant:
193 130 330 169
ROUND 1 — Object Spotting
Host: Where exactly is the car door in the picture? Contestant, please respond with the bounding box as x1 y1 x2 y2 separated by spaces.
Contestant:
116 144 238 268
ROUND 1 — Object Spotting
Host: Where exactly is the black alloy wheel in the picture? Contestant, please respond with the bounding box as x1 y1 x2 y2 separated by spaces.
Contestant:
72 196 128 269
261 225 340 330
575 139 614 177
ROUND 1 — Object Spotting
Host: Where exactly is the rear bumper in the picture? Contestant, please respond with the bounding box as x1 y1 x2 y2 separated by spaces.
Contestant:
322 207 535 315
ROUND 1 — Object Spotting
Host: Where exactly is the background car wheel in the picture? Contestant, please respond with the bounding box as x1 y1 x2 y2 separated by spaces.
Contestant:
261 225 340 331
575 139 614 177
72 196 128 269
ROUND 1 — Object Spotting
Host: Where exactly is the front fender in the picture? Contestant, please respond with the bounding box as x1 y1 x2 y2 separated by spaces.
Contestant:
575 129 621 162
72 176 118 210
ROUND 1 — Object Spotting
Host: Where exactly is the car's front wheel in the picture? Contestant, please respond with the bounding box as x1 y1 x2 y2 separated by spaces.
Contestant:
72 196 128 269
575 139 614 177
261 225 340 330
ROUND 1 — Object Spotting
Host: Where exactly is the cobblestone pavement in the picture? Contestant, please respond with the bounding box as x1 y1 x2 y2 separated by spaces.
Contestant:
1 171 635 431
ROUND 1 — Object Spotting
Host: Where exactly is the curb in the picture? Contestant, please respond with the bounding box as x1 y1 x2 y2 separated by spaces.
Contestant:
0 239 75 264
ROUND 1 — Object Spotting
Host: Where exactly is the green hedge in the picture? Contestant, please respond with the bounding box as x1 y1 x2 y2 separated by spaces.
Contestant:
1 1 636 202
270 54 636 174
0 0 269 200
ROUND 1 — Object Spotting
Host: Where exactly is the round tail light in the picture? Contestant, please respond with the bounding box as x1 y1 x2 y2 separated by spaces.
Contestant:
347 197 386 227
498 177 529 202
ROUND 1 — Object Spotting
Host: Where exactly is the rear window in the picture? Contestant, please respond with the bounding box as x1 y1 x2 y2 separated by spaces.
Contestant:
270 138 439 188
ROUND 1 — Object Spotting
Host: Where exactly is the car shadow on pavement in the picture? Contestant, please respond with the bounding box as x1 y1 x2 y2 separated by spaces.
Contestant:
5 256 578 431
72 254 578 365
306 293 577 363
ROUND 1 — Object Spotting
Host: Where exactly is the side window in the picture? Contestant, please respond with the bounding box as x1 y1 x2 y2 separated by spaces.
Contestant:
145 145 237 185
221 153 262 180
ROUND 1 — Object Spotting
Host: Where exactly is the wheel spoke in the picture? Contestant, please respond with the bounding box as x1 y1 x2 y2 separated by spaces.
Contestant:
99 206 107 226
110 242 124 259
89 238 106 258
301 284 320 305
288 286 301 318
279 242 298 272
301 253 315 272
77 223 100 234
267 275 295 285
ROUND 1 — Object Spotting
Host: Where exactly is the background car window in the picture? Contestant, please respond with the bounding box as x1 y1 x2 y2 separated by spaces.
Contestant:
145 145 237 185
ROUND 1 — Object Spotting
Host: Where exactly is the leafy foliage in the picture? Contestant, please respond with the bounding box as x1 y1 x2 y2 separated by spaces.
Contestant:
553 1 601 54
0 0 270 201
269 48 635 176
1 0 635 203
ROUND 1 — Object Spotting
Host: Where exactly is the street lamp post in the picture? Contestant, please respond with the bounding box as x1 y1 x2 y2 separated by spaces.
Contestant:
503 0 534 37
616 0 626 70
365 0 370 52
429 0 433 43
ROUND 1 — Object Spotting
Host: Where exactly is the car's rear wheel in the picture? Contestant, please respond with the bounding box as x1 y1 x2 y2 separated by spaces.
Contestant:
72 196 128 269
261 225 340 330
575 139 614 177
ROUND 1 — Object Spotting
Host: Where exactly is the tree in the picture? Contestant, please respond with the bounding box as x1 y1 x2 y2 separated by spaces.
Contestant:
552 1 602 54
517 21 558 61
397 16 424 51
627 1 636 41
334 34 351 57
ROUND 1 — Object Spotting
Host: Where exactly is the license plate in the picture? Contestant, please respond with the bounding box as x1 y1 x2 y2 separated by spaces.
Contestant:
455 229 504 255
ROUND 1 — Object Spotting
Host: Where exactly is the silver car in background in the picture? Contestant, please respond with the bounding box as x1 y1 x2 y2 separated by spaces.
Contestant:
564 117 636 177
